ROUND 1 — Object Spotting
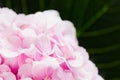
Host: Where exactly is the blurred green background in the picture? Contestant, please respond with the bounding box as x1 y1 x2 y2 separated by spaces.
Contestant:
0 0 120 80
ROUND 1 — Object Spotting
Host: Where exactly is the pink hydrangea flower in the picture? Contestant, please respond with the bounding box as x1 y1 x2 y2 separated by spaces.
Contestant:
0 7 104 80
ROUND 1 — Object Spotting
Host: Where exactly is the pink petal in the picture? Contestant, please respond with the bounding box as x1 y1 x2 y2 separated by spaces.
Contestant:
7 35 22 49
60 20 76 37
21 44 42 61
43 10 61 28
0 64 11 73
18 64 32 78
4 57 18 74
52 68 75 80
21 28 37 48
68 52 84 68
76 61 99 80
20 77 32 80
35 35 51 55
32 57 59 80
0 38 20 57
0 72 16 80
0 78 3 80
93 75 104 80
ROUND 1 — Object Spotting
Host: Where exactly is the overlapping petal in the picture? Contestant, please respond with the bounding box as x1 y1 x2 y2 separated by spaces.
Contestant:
0 7 104 80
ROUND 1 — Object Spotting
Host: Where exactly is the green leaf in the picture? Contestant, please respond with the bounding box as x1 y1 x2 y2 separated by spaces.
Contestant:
21 0 28 14
5 0 11 8
78 0 120 79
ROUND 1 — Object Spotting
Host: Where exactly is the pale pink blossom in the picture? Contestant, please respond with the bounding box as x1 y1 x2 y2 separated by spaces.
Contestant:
0 7 104 80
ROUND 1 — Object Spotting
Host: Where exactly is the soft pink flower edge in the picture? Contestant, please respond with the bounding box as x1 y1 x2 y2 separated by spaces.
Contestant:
0 7 104 80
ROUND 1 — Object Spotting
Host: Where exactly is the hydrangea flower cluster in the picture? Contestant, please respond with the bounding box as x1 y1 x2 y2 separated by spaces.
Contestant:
0 8 104 80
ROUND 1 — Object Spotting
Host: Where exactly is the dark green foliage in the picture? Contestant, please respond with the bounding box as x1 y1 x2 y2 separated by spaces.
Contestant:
0 0 120 79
